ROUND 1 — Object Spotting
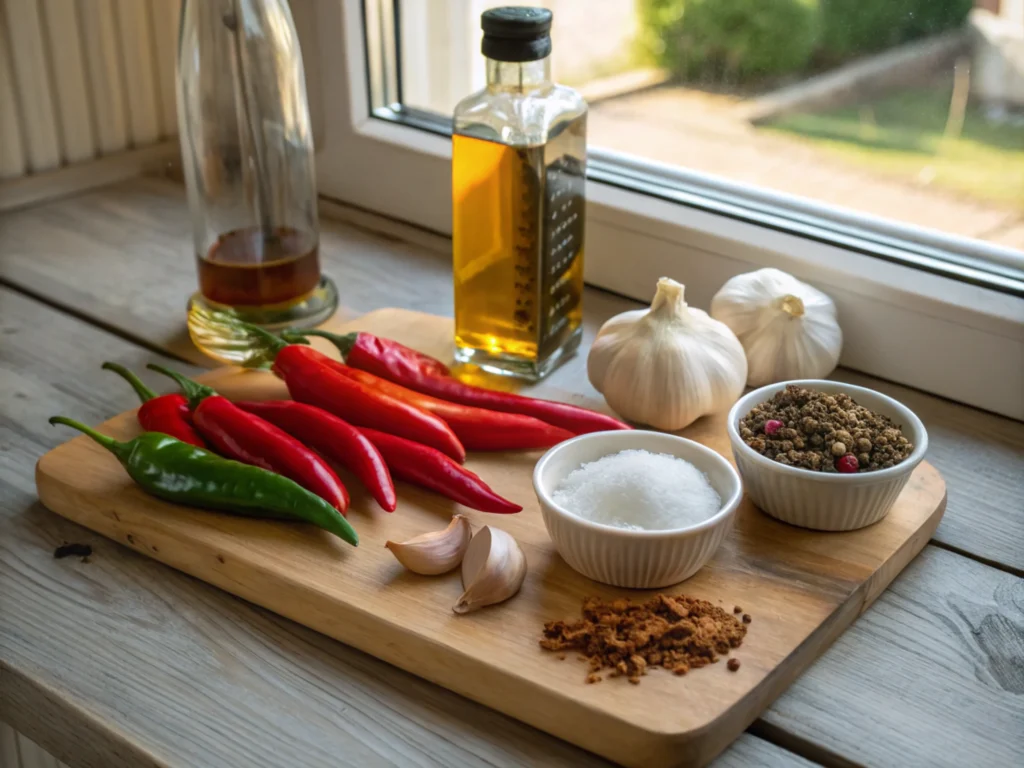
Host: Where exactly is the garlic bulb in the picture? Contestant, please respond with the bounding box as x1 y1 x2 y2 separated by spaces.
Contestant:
453 526 526 614
710 268 842 387
385 515 472 575
587 277 747 431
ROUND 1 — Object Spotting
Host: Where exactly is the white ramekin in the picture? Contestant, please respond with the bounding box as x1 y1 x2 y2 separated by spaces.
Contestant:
727 379 928 531
533 430 742 589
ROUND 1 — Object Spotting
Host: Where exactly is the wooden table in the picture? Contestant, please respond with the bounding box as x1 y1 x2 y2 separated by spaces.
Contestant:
1 178 1021 768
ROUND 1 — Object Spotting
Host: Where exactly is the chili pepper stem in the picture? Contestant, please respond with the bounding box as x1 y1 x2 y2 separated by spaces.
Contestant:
49 416 130 461
102 362 159 403
189 308 307 368
207 310 294 354
147 364 217 409
229 318 289 352
289 329 356 358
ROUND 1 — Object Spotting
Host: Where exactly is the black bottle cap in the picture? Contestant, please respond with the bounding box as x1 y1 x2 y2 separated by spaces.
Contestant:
481 7 553 63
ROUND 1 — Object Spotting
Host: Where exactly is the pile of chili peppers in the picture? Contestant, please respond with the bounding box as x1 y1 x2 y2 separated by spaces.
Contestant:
51 321 630 548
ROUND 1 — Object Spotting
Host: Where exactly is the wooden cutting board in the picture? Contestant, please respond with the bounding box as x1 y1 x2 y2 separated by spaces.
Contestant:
36 308 946 768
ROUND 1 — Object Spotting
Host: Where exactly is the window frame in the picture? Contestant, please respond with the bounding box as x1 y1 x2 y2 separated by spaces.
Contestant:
301 0 1024 419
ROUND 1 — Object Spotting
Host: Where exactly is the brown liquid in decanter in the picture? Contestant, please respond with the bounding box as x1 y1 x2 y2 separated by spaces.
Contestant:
198 226 321 307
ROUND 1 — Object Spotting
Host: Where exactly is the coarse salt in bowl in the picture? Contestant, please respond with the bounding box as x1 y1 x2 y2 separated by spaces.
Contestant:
551 449 722 532
534 430 742 589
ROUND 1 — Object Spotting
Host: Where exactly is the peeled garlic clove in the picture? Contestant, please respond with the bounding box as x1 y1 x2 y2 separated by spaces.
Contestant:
385 515 472 575
453 526 526 614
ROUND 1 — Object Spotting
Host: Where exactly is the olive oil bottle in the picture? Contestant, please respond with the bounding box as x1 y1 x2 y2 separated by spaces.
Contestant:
452 7 587 380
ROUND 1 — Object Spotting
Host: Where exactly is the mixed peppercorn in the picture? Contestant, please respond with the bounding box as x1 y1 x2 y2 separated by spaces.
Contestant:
740 385 913 473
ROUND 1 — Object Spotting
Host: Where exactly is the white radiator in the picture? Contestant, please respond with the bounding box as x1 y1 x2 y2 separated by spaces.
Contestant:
0 0 180 180
0 723 68 768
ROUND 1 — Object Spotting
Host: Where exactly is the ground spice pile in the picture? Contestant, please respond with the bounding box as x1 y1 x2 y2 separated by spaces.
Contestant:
540 594 747 684
740 385 913 473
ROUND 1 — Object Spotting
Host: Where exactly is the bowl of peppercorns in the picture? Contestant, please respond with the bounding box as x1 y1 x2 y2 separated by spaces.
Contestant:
726 381 927 531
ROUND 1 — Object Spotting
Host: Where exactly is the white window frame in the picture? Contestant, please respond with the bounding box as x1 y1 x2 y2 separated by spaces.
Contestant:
301 0 1024 420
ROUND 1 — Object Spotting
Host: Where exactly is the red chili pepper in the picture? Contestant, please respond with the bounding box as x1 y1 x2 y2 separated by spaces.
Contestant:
148 365 349 514
102 362 207 448
271 344 467 463
303 331 631 435
357 428 521 514
235 400 397 512
320 360 573 451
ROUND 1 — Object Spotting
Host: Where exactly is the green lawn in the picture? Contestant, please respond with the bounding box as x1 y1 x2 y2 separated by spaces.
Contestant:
761 79 1024 209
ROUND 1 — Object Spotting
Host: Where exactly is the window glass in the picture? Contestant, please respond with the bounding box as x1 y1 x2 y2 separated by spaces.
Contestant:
396 0 1024 253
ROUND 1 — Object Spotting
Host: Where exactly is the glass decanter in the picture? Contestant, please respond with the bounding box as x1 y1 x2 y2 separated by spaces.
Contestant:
177 0 337 362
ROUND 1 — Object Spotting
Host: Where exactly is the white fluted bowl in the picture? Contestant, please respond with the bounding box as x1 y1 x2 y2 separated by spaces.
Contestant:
533 431 742 589
727 380 928 531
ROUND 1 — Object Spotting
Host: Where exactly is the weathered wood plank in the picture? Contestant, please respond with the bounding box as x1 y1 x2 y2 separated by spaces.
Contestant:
0 142 179 215
764 546 1024 766
0 287 792 767
1 178 1020 571
712 737 816 768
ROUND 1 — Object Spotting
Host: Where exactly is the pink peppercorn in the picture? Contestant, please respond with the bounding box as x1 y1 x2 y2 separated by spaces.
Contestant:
764 419 784 436
835 454 860 474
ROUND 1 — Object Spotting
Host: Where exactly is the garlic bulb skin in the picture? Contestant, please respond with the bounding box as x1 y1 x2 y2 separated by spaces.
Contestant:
587 277 747 431
710 268 842 387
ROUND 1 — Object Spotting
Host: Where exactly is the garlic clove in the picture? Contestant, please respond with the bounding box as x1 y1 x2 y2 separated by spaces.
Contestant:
385 515 472 575
453 526 526 614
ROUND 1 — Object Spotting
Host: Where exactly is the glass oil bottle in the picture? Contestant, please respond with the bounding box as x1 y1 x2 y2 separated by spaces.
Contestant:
452 7 587 380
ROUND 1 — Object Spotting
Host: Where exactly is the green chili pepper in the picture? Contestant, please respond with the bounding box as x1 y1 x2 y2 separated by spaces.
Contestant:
49 417 358 546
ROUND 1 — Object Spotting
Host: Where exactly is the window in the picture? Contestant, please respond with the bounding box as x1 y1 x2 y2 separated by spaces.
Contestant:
300 0 1024 418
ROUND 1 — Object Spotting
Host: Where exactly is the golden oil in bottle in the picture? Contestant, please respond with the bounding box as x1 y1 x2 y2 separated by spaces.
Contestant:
452 7 587 380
